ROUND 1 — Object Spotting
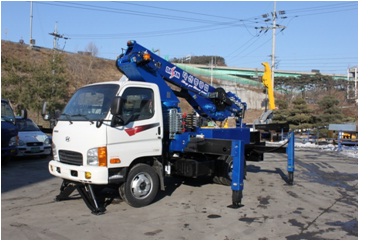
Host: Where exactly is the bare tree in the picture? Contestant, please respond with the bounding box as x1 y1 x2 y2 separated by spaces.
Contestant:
85 42 99 57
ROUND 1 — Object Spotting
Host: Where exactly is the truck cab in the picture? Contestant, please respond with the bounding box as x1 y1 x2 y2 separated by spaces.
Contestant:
48 78 164 207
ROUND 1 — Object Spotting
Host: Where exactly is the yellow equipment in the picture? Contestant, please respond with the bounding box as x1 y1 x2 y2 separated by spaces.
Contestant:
261 62 276 111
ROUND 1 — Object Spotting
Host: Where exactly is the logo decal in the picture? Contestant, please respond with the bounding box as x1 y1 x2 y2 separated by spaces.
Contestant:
165 66 180 79
124 123 160 136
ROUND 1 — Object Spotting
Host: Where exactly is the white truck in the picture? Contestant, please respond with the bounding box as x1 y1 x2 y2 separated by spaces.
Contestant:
44 40 295 214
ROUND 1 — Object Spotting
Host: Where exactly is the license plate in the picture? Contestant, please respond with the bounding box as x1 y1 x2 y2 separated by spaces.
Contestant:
30 147 40 153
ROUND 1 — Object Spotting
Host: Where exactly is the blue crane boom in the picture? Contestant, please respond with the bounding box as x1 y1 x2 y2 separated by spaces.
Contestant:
116 40 246 122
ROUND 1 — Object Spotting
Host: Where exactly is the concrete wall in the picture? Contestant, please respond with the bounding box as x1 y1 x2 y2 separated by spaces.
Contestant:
212 80 266 110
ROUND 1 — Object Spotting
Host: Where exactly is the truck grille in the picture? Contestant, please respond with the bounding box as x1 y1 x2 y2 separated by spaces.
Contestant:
59 150 83 165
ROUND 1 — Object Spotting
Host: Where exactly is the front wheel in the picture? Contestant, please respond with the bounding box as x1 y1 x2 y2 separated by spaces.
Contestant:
119 163 159 208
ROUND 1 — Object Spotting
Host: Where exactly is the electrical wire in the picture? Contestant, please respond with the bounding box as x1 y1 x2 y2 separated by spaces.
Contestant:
32 1 357 73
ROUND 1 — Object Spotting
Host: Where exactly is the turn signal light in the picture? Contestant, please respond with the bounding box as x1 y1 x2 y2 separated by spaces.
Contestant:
110 158 121 164
98 147 107 167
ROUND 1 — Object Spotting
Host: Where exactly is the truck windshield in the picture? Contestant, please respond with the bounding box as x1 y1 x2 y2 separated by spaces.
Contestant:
60 84 119 121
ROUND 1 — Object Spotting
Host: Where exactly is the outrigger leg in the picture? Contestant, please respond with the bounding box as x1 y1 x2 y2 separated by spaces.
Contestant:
228 140 245 208
76 184 106 215
286 131 295 185
54 180 106 215
55 180 77 201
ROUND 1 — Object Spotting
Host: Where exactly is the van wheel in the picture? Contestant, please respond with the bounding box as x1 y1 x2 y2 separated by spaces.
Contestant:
119 163 159 208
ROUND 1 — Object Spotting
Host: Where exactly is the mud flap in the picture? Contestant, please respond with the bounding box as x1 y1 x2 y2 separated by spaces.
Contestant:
228 140 245 208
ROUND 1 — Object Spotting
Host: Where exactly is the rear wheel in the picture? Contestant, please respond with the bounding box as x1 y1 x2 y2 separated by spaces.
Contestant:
119 163 159 208
214 156 247 186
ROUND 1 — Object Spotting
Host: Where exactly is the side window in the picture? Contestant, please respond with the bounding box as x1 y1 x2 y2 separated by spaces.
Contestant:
121 87 154 123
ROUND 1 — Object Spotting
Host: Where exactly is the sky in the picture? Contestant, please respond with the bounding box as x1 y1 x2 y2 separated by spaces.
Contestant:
0 0 361 75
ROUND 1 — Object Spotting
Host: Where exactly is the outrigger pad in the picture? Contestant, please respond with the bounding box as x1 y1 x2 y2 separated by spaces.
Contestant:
288 172 294 185
227 202 244 209
227 190 244 209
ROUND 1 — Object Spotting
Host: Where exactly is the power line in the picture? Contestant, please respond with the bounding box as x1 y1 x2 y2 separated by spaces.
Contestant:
66 21 242 39
37 1 250 27
284 2 357 16
225 2 356 72
115 1 244 22
35 1 251 40
29 1 356 74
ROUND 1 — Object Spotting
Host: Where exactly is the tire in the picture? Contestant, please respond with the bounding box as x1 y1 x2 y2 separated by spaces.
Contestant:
215 156 247 186
219 156 233 186
119 163 159 208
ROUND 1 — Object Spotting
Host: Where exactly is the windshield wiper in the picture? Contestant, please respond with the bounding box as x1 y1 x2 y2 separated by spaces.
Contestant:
71 114 94 124
60 113 73 124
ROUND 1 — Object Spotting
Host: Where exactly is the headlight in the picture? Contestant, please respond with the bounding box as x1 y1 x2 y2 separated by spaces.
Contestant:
52 142 57 160
10 136 19 146
44 137 51 145
87 147 107 167
87 148 99 166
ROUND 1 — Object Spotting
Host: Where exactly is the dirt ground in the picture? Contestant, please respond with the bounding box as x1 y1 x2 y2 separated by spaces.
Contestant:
2 147 358 240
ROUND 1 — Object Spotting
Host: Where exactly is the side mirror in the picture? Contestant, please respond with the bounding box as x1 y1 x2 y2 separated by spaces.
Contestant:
42 102 47 116
110 96 123 116
21 109 28 119
110 97 126 127
41 101 50 121
55 110 61 119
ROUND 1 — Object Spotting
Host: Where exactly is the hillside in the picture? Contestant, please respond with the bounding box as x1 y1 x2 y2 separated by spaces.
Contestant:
1 40 122 91
1 41 123 126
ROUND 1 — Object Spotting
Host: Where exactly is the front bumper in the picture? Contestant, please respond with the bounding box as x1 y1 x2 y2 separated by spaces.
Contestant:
49 160 109 184
17 146 51 157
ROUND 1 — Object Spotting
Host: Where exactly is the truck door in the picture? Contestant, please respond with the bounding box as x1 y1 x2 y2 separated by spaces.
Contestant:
107 84 163 168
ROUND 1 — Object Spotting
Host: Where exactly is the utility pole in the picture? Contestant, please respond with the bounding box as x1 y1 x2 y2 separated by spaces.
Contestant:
271 1 277 89
210 57 213 86
29 1 35 48
49 22 69 51
256 2 287 88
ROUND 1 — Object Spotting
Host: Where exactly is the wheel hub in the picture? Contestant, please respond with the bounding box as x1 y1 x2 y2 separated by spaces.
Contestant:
130 173 152 198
